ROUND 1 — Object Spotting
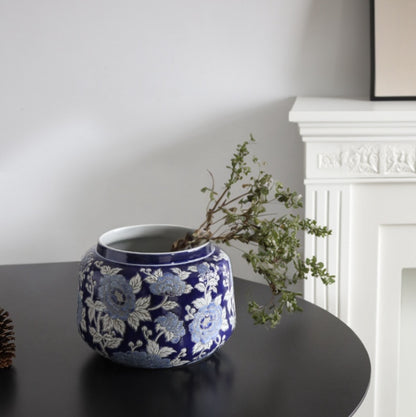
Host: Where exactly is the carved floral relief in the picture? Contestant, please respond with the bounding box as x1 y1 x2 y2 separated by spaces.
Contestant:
317 144 416 176
385 146 416 174
318 145 380 174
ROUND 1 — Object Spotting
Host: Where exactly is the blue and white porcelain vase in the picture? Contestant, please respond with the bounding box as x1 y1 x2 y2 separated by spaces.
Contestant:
77 224 236 368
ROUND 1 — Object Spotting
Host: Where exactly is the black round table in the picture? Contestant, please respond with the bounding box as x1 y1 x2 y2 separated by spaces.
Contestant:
0 262 370 417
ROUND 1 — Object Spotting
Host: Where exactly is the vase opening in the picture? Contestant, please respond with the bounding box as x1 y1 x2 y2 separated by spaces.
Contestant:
99 224 195 254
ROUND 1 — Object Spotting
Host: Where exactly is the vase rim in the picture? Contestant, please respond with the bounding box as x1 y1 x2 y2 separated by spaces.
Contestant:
96 224 212 265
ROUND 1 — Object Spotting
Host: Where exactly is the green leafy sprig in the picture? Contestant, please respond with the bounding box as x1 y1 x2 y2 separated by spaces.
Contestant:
172 136 334 327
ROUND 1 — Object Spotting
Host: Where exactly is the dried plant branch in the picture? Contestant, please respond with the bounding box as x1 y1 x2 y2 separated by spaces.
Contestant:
172 136 334 326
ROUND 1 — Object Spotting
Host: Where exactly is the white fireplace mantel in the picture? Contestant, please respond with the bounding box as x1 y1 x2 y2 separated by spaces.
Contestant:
291 97 416 182
290 97 416 417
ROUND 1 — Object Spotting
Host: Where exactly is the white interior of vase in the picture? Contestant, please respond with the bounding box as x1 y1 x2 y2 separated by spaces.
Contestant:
99 224 194 253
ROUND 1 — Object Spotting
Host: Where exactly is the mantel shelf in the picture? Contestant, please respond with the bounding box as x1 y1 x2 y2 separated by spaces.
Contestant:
289 96 416 123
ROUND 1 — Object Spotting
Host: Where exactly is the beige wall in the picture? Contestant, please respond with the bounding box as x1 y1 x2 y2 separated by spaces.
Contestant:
374 0 416 96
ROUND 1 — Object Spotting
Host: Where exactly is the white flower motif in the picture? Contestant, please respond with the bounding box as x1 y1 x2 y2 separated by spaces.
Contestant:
98 275 136 320
112 340 176 369
155 312 186 343
189 302 223 345
96 274 151 332
197 263 220 289
149 272 187 297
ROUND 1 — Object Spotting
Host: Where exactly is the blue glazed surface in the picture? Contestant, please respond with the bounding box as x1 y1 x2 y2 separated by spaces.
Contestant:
77 229 236 369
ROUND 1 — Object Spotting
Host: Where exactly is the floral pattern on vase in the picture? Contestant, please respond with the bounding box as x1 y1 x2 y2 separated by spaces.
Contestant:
77 233 236 369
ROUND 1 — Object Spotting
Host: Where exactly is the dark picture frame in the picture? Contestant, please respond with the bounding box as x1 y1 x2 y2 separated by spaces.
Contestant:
370 0 416 100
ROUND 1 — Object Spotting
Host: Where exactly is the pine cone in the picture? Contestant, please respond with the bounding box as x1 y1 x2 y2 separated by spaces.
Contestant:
0 308 15 368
